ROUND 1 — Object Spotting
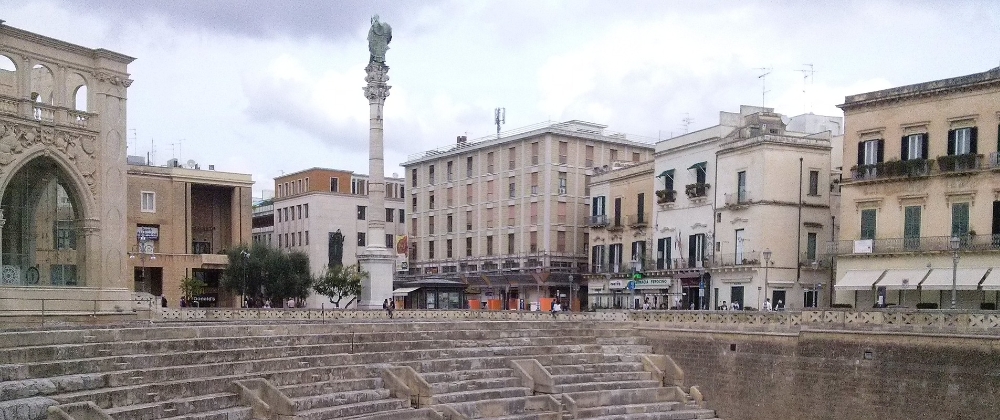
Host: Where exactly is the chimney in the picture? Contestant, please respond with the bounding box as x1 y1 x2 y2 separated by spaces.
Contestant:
208 165 215 170
457 135 467 144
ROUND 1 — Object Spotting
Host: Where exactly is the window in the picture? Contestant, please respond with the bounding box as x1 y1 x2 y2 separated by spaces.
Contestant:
610 149 618 162
487 152 495 173
592 196 606 216
948 127 977 155
694 163 707 184
952 202 970 238
466 210 473 230
860 209 877 240
609 243 623 272
447 161 453 181
55 221 76 250
411 196 417 211
509 178 516 198
531 142 539 165
357 205 367 220
631 240 645 265
808 171 819 196
656 237 671 269
557 231 567 252
278 234 282 247
277 208 281 222
399 209 405 221
806 232 817 260
304 204 309 218
636 193 645 222
731 286 745 309
386 208 394 222
558 141 568 164
330 177 339 192
859 139 883 165
466 237 473 257
687 234 705 268
466 156 473 178
290 207 295 220
297 205 302 219
508 147 516 170
592 245 606 271
904 206 921 250
530 172 538 195
466 184 473 202
429 194 435 209
530 231 538 252
429 216 435 235
428 240 435 259
447 214 453 233
613 197 622 226
632 152 640 162
358 232 366 246
386 234 393 248
140 191 155 212
558 173 567 195
351 179 366 195
486 235 494 255
902 133 928 161
804 289 818 308
585 145 594 167
305 231 309 246
507 233 515 254
411 168 417 187
737 171 747 202
446 239 453 258
298 232 302 247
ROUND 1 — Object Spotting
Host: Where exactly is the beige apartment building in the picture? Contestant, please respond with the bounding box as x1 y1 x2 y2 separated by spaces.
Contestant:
127 161 253 308
272 167 406 308
402 121 655 309
584 161 660 309
835 67 1000 309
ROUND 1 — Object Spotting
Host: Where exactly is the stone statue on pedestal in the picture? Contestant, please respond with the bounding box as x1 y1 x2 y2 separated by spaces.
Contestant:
367 15 392 64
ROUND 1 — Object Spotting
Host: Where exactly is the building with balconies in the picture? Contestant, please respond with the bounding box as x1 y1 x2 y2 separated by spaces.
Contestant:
126 160 253 308
401 120 655 310
834 66 1000 309
652 106 841 310
272 167 406 308
585 160 656 309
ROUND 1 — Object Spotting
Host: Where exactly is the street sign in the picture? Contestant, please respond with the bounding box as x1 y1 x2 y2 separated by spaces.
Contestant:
627 280 636 290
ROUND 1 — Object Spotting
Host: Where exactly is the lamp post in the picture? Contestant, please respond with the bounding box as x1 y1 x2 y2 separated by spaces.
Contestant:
762 248 772 310
129 234 156 294
240 250 250 308
950 236 960 310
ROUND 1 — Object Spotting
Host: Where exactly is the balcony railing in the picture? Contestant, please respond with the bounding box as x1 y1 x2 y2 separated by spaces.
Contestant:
655 189 676 204
799 252 833 269
989 152 1000 169
724 190 751 207
831 234 1000 255
710 251 761 267
685 183 710 198
625 214 648 228
587 214 609 227
937 154 982 173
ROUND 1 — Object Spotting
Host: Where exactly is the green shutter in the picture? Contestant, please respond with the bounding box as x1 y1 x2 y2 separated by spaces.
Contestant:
903 206 921 249
860 209 877 240
951 203 970 237
806 233 817 260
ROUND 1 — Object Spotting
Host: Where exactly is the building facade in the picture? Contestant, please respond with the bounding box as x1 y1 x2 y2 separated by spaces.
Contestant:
584 161 660 309
271 167 406 308
402 121 655 309
0 22 135 313
126 161 253 308
834 67 1000 309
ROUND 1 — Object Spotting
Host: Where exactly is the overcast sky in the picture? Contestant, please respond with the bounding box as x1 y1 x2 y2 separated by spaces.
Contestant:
3 0 998 197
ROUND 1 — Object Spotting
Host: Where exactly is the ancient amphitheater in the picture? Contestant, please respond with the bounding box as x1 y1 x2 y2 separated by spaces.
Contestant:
1 311 718 420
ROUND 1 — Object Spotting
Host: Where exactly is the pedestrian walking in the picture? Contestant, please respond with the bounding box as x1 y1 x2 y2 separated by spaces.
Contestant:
388 299 395 319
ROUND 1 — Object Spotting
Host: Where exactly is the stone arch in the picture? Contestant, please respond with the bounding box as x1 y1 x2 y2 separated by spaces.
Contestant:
67 72 88 112
0 152 95 287
0 53 16 97
30 63 54 105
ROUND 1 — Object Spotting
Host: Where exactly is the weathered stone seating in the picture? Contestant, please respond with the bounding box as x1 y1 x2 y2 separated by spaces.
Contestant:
0 318 720 420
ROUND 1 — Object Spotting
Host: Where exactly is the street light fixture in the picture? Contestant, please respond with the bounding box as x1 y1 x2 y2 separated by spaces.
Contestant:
949 235 960 310
762 248 772 311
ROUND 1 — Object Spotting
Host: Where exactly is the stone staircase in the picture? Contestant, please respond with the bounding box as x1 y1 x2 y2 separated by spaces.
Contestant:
0 320 721 420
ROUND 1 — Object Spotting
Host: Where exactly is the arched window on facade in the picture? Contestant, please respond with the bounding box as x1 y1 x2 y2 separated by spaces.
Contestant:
68 72 88 112
0 55 16 98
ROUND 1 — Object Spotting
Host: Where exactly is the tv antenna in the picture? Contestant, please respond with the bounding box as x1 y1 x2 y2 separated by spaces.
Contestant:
797 64 816 113
494 107 506 138
755 67 772 108
169 139 183 161
681 113 694 133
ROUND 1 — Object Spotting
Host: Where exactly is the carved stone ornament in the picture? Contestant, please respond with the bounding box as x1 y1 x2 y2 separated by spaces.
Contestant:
91 71 133 87
0 119 99 194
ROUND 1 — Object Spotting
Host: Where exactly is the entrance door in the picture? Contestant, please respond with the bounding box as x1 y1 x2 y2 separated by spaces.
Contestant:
772 290 786 310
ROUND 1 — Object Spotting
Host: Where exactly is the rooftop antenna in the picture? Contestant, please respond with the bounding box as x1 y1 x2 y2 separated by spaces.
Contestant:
755 67 772 108
494 107 505 138
681 113 693 133
169 139 184 162
797 64 816 113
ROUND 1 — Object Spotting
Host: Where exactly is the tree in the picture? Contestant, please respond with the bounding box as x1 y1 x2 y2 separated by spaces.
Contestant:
179 276 207 302
222 242 313 307
313 263 367 308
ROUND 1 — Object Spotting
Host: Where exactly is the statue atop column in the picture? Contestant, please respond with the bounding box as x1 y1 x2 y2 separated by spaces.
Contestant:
367 15 392 64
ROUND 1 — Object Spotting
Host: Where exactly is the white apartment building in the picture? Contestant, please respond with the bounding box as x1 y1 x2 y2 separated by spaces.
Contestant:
272 167 406 308
402 121 655 309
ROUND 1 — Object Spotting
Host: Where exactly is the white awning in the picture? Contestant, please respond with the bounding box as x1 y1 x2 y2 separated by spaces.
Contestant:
392 287 421 296
835 269 885 291
875 269 929 289
921 267 990 290
981 269 1000 291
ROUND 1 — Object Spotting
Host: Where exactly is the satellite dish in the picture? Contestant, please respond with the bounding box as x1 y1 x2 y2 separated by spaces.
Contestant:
185 159 197 169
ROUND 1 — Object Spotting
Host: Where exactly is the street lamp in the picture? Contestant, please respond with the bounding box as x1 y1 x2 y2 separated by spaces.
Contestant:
762 248 772 311
949 236 960 310
129 234 156 294
240 250 250 308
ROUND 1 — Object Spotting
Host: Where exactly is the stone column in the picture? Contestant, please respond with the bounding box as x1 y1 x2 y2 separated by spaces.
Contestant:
357 61 395 309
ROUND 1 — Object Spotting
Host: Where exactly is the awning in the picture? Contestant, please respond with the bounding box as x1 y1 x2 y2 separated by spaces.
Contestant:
658 169 675 180
980 269 1000 291
392 287 421 296
835 269 885 290
875 269 929 289
919 267 989 290
687 161 707 171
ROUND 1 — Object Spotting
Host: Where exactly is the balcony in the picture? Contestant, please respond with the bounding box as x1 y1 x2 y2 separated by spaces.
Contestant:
851 159 933 181
625 214 648 228
989 152 1000 169
685 183 710 199
655 189 676 204
710 251 760 268
724 190 751 208
937 154 982 173
831 234 1000 255
799 253 833 269
1 94 96 130
606 218 625 231
587 215 609 228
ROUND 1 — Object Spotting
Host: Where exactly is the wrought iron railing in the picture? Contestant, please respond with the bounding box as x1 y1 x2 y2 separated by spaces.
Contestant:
831 234 1000 255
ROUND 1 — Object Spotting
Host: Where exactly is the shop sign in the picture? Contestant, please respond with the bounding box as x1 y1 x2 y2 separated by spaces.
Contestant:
632 278 672 289
608 280 626 289
137 226 159 240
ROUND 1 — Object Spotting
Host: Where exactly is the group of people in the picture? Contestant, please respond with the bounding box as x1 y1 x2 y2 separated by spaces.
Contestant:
382 298 396 318
717 298 783 311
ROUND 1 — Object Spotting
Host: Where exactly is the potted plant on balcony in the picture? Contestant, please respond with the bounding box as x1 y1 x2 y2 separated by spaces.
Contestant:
656 189 676 204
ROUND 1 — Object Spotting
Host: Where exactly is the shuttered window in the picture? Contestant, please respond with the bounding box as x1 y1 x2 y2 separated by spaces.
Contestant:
860 209 877 240
904 206 921 250
951 203 970 237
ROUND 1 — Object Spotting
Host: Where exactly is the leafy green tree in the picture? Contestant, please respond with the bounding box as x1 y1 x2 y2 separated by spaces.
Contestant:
313 263 367 308
179 276 207 302
222 242 313 307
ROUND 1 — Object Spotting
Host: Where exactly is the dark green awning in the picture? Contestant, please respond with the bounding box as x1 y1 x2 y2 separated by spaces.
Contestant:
657 169 674 180
687 161 707 171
